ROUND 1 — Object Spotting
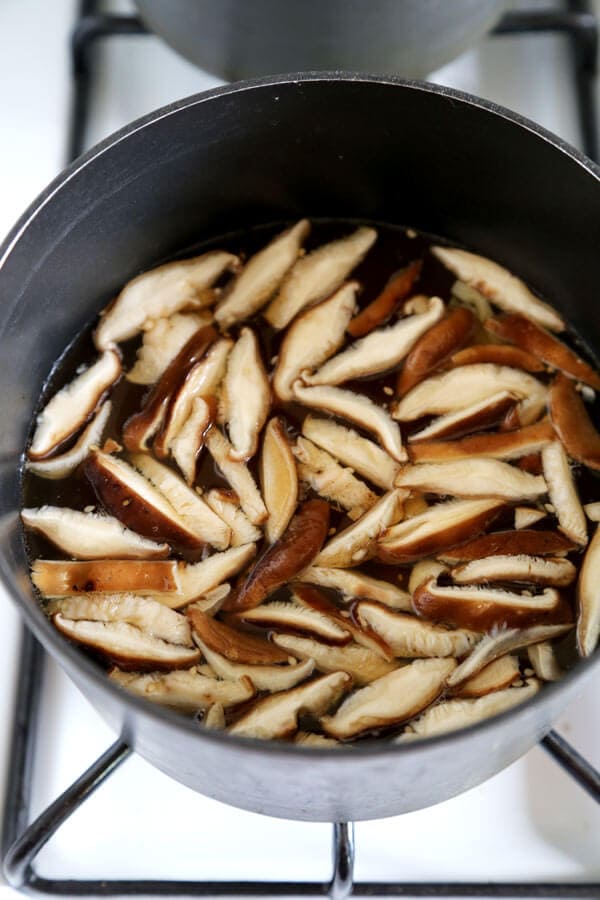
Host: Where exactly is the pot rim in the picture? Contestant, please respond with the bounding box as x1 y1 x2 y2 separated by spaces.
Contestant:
2 71 599 762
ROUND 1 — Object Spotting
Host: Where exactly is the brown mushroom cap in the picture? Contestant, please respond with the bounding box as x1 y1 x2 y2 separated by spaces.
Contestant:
396 306 475 397
439 529 576 563
549 372 600 471
126 312 213 385
407 391 517 443
408 418 555 464
31 559 179 597
186 606 290 664
194 637 316 693
458 655 521 698
450 344 545 373
348 259 422 338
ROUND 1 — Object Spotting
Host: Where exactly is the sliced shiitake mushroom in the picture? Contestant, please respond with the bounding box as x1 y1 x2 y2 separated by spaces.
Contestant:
222 327 270 460
110 666 254 712
227 499 330 611
408 391 517 443
396 306 475 396
413 576 569 631
21 506 169 559
446 623 573 688
549 372 600 471
49 593 191 644
264 226 377 330
187 606 290 664
272 633 398 685
377 498 504 564
127 311 213 385
514 507 546 529
294 437 378 520
204 427 268 525
458 655 521 698
393 364 547 427
27 401 111 480
527 641 563 681
431 246 565 332
450 279 492 321
409 417 554 462
399 678 540 741
293 382 406 462
205 489 262 547
450 344 545 373
304 296 445 386
348 260 422 338
439 529 576 563
172 544 257 609
28 351 121 460
214 220 310 328
259 417 298 544
230 671 351 740
450 554 576 587
356 602 479 658
32 559 179 597
395 458 547 501
299 566 412 611
408 560 448 596
272 282 359 402
170 396 214 484
541 442 587 546
95 250 238 349
194 638 316 692
576 524 600 656
315 490 404 568
236 599 352 644
321 658 456 740
302 416 399 491
486 314 600 389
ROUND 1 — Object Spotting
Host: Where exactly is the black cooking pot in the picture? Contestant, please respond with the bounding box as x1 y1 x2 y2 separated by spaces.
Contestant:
0 75 599 823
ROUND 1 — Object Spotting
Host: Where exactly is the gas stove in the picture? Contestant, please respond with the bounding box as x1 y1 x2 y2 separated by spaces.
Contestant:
0 1 599 896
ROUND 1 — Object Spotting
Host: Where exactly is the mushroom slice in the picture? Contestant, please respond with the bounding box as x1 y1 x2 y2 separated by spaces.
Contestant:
204 427 268 525
486 314 600 389
451 555 576 587
450 344 545 373
321 658 456 740
172 544 257 609
195 638 315 693
299 566 412 611
27 401 111 480
203 703 226 729
584 502 600 522
294 732 342 748
576 524 600 656
348 260 423 338
28 351 121 460
395 458 546 501
356 602 478 658
187 606 290 664
396 306 475 396
294 437 378 521
95 250 238 350
549 372 600 471
304 297 445 386
399 679 540 741
273 633 397 686
458 655 521 698
541 442 587 546
222 328 270 460
528 642 563 681
130 453 231 551
408 391 517 443
230 671 351 740
260 417 298 544
514 507 547 530
54 616 200 669
227 499 330 611
440 529 576 564
110 667 254 713
272 282 359 402
450 280 493 321
315 490 404 568
302 416 399 491
49 593 191 644
214 220 310 328
393 364 547 427
32 560 179 597
293 382 406 462
127 312 213 385
264 226 377 330
431 246 565 332
446 624 573 688
205 489 262 546
410 419 554 464
170 396 214 484
377 498 505 564
21 506 169 560
408 560 447 597
237 599 352 644
413 577 569 631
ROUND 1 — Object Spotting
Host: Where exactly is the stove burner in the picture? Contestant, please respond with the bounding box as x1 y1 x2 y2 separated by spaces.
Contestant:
2 1 599 895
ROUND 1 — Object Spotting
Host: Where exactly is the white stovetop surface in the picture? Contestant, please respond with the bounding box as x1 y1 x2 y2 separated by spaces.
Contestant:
1 0 600 894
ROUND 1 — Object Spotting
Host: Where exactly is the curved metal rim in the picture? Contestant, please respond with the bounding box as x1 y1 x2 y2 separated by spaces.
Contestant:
1 71 599 768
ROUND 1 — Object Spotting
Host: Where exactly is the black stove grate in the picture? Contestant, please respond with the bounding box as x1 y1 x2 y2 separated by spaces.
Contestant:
2 1 600 895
